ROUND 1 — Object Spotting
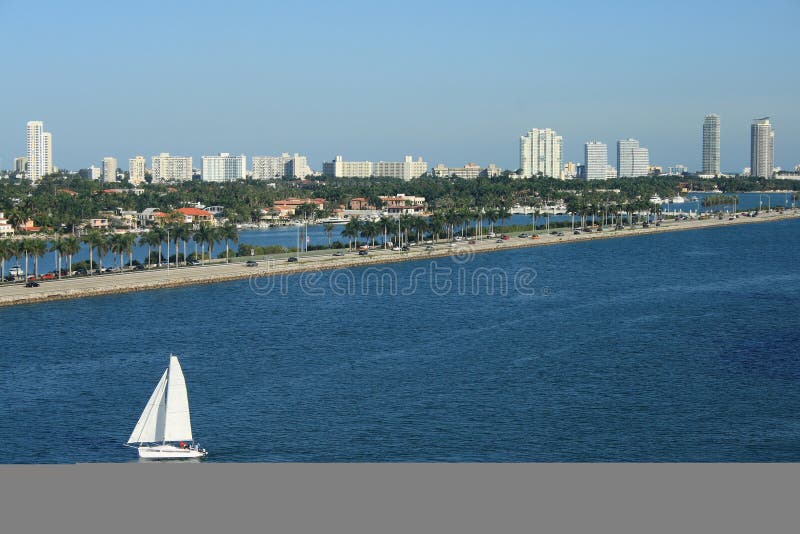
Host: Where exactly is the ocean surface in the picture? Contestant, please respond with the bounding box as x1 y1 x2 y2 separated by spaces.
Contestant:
1 219 799 463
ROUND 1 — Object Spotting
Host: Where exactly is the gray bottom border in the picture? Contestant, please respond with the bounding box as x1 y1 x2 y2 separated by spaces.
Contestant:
2 464 799 534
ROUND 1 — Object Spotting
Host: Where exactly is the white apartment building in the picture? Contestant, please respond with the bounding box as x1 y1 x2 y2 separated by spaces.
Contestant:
129 156 147 184
26 121 53 182
520 128 562 178
151 153 193 182
252 153 312 179
322 156 373 178
432 163 482 179
102 157 118 183
750 117 774 178
201 153 246 182
286 153 312 178
373 156 427 181
617 139 650 178
584 141 608 180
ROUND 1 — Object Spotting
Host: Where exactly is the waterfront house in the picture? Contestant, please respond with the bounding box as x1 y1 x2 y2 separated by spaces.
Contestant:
175 207 214 225
0 212 14 235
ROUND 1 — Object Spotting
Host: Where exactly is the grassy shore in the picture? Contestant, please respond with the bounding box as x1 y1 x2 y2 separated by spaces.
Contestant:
1 209 798 308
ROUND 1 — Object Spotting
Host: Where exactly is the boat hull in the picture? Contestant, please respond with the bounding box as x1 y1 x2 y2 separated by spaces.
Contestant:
137 444 207 459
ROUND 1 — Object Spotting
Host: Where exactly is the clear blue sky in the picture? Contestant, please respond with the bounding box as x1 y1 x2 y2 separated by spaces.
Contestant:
1 0 798 173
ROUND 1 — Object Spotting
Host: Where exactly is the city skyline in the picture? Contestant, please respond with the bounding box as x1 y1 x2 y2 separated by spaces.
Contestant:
1 1 798 172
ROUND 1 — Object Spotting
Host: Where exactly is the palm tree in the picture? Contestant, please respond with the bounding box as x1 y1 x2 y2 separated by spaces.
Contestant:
0 239 13 281
108 233 124 270
378 215 393 248
341 217 361 251
169 223 190 266
219 222 239 262
82 230 105 274
120 233 137 270
139 230 163 269
192 223 215 265
49 237 64 279
428 213 445 243
323 222 335 249
61 236 80 275
29 238 47 278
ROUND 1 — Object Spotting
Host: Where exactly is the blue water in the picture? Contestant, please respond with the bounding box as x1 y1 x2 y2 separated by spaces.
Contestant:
2 219 800 463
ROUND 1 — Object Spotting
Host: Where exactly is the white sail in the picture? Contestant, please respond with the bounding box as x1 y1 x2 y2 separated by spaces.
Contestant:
163 355 193 442
127 369 168 444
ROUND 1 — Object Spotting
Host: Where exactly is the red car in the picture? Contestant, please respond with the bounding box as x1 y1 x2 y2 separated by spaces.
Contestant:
40 272 56 280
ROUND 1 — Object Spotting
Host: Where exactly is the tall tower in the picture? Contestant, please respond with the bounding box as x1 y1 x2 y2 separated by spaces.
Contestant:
26 121 53 181
702 114 720 176
584 141 608 180
519 128 562 178
750 118 774 178
103 157 118 183
617 139 650 178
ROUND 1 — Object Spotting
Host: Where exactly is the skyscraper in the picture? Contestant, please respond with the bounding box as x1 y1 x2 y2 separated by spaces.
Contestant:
584 141 608 180
750 117 774 178
26 121 53 181
102 157 118 183
617 139 649 178
129 156 147 184
520 128 562 178
702 114 720 176
151 153 193 182
201 153 246 182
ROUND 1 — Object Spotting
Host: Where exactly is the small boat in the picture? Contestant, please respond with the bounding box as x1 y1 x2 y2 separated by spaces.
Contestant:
126 355 207 459
649 195 663 204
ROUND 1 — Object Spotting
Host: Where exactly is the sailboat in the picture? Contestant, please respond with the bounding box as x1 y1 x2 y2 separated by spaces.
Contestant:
126 355 208 459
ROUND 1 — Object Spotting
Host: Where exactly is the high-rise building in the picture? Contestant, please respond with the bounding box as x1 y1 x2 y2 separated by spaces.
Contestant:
322 155 373 178
617 139 650 178
26 121 53 181
750 117 774 178
201 153 247 182
584 141 608 180
13 157 27 173
102 157 118 183
286 153 312 179
519 128 562 179
702 114 720 176
151 153 193 182
373 156 428 181
129 156 147 184
252 153 312 179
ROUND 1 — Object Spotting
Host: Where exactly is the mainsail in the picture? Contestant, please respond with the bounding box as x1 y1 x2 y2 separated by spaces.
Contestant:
163 355 193 442
127 369 168 444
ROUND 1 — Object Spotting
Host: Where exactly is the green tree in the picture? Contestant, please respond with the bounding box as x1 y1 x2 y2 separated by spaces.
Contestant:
219 222 239 263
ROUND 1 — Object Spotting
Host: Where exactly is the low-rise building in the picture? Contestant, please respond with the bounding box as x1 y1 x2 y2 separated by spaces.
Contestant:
0 212 14 235
175 207 214 224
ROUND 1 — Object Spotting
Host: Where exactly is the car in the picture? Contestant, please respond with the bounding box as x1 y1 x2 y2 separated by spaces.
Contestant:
40 272 56 280
186 258 201 266
104 267 120 273
408 241 417 246
467 240 476 245
518 233 529 238
133 264 145 271
25 281 40 288
501 235 510 241
287 256 298 262
573 230 581 235
495 239 504 243
333 251 345 256
3 275 15 282
557 232 564 237
531 234 540 239
487 232 496 238
392 246 402 251
245 260 259 267
550 231 558 235
358 250 368 256
425 245 434 251
74 268 88 276
655 221 661 227
401 245 410 251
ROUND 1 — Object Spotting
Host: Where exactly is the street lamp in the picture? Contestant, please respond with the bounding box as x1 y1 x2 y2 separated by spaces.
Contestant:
759 194 771 213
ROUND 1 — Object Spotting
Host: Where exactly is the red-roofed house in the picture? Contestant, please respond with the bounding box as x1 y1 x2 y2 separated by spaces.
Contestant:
175 207 214 224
